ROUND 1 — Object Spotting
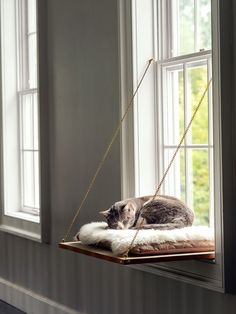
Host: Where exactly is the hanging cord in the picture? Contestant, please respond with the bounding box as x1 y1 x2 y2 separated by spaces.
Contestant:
61 59 155 242
123 78 212 258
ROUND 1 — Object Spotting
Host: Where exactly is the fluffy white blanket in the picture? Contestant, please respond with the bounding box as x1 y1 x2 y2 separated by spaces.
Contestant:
78 222 214 256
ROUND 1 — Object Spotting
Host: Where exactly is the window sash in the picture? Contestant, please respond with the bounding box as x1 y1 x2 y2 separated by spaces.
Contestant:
162 0 212 59
17 0 39 214
0 0 50 243
19 89 40 213
157 53 214 226
0 0 40 217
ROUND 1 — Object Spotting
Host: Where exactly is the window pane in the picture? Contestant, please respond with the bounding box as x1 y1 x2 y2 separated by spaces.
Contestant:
191 149 210 226
22 150 39 209
178 0 195 55
28 33 37 88
21 93 34 150
34 151 40 209
27 0 37 34
171 0 212 57
23 151 35 207
163 67 184 145
21 91 39 150
163 148 185 200
199 0 211 51
33 92 39 150
187 63 208 144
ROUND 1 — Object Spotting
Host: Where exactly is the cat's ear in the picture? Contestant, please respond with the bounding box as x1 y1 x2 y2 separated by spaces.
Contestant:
99 209 110 217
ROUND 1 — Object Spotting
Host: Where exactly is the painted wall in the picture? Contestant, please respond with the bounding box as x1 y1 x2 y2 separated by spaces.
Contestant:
1 0 236 313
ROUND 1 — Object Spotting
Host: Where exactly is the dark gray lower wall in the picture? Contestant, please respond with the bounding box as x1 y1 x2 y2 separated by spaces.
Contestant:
0 301 25 314
1 1 236 314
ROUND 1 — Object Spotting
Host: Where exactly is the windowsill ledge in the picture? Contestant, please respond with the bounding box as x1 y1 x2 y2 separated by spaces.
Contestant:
0 224 41 242
0 211 41 242
4 211 40 223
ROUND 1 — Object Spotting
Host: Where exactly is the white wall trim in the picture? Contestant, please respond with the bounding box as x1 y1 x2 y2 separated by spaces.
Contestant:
0 276 80 314
118 0 135 199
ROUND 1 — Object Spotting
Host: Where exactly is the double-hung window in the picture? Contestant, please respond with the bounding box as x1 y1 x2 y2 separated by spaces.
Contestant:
18 0 39 216
120 0 235 292
0 0 42 239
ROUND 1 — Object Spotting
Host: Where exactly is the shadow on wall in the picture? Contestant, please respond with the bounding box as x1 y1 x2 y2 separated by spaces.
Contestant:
0 300 26 314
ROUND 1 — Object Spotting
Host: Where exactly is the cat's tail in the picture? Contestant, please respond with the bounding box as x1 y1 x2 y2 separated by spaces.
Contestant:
73 231 80 241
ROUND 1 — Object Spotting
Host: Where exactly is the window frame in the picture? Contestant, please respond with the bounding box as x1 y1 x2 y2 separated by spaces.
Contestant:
119 0 236 293
18 0 40 216
0 0 49 243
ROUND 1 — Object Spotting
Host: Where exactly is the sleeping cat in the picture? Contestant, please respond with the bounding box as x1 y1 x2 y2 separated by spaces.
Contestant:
100 195 194 230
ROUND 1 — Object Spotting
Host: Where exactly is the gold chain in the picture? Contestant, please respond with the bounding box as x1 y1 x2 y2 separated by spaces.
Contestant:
62 59 155 242
123 78 212 257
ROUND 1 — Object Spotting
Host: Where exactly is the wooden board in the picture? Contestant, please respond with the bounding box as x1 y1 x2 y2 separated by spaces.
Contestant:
59 241 215 265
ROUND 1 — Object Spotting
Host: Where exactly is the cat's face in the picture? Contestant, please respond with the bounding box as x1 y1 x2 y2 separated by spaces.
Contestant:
100 201 137 229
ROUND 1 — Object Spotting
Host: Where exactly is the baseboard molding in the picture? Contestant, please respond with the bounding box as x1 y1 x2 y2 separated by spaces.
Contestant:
0 277 79 314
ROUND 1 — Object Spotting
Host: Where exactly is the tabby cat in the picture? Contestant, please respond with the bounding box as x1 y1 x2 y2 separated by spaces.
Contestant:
100 195 194 230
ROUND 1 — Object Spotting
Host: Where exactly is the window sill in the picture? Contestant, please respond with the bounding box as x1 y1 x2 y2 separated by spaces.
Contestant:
0 224 41 242
130 260 224 292
0 212 42 242
4 211 40 223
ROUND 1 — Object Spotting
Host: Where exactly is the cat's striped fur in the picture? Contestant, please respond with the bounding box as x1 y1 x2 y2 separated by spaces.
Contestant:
100 195 194 230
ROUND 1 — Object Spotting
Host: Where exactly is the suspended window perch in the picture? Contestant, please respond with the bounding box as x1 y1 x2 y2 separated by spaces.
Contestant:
59 242 215 265
59 59 215 265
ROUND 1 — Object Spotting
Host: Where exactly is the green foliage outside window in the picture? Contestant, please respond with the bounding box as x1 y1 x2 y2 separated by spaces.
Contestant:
177 0 211 226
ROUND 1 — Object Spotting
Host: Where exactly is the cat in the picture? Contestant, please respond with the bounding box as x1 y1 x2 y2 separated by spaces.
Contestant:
100 195 194 230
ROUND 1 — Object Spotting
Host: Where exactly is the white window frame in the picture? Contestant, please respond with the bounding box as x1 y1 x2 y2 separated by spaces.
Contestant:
159 55 214 226
0 0 49 242
17 0 40 217
119 0 236 293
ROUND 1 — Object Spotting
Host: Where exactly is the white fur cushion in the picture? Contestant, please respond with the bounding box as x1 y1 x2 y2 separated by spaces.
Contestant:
77 222 214 256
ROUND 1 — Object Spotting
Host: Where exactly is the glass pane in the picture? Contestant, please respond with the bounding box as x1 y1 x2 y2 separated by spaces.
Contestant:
163 67 184 145
187 63 208 144
33 92 39 150
199 0 211 51
163 148 185 202
190 149 210 225
22 151 40 209
34 151 40 208
171 0 211 56
23 151 35 207
28 33 38 88
22 94 34 150
21 92 39 150
27 0 37 34
178 0 195 55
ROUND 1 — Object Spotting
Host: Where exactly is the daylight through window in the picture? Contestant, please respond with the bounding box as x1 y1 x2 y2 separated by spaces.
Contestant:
132 0 213 227
1 0 40 219
157 0 213 226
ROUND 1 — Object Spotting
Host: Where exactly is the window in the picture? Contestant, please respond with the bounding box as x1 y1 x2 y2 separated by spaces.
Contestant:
18 0 40 215
0 0 43 240
119 0 235 292
131 0 215 228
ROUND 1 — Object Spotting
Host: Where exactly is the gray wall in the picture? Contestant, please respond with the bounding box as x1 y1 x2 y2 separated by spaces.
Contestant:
1 0 236 313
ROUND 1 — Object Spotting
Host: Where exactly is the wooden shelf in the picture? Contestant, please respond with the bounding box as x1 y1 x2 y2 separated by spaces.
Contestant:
59 241 215 265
